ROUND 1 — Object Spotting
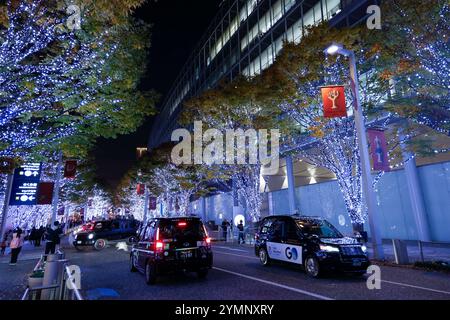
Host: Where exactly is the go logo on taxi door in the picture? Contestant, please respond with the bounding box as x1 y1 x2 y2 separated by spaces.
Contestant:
285 247 299 261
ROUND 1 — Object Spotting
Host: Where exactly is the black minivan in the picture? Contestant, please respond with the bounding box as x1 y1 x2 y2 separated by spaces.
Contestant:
130 217 213 284
73 218 139 250
255 215 370 278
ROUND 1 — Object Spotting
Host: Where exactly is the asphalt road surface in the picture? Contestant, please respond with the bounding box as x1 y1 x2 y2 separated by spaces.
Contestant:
59 242 450 300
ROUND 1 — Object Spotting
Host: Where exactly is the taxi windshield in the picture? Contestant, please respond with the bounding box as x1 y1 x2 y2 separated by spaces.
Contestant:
295 219 343 238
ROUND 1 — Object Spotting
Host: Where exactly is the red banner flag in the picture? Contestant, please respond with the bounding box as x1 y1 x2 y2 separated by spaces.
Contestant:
321 85 347 118
368 129 390 171
64 160 77 179
137 184 145 195
37 182 54 205
149 196 157 210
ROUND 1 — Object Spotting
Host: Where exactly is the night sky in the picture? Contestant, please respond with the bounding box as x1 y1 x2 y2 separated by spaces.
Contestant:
94 0 222 191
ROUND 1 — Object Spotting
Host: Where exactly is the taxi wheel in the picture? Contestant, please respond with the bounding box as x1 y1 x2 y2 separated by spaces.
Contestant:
145 262 157 285
94 239 107 251
304 256 321 278
259 248 271 266
197 269 208 279
130 255 138 272
127 236 136 245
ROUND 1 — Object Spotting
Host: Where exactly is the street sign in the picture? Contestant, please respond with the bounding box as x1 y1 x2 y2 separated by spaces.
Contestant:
9 163 42 206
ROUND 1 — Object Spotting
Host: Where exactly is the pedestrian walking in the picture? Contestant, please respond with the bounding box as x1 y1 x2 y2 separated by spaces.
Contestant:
221 219 230 241
38 227 43 245
29 227 37 246
237 220 245 244
0 235 7 255
44 221 63 255
9 228 24 265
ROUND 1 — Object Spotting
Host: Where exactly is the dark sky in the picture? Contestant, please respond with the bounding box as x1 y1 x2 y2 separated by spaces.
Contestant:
93 0 222 191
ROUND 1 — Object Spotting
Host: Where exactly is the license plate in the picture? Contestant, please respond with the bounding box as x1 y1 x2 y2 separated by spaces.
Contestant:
180 251 193 259
353 260 362 266
77 241 82 244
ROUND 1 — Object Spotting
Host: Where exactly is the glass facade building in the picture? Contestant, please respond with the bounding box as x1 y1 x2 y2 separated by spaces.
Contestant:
148 0 379 148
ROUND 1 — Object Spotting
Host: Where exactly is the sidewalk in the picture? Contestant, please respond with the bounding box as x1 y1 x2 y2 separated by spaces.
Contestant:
0 241 45 264
0 242 42 300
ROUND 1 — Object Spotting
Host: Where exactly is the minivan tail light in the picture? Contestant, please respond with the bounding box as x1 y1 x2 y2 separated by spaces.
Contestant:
155 241 163 250
205 237 211 244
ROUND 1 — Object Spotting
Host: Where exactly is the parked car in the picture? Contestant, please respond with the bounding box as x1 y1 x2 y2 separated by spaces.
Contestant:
254 215 370 277
130 217 213 284
73 218 139 250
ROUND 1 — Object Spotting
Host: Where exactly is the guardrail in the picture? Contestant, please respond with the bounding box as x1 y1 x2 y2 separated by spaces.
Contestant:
211 226 258 245
21 250 83 301
417 240 450 264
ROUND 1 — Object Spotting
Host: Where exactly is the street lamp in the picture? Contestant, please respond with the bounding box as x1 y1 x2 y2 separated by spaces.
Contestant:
325 43 385 260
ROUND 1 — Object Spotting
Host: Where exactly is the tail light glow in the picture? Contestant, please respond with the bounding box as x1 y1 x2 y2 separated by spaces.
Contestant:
178 222 187 227
155 241 164 250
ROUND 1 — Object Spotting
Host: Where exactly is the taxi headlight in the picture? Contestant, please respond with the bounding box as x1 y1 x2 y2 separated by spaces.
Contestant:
361 245 368 253
319 244 340 253
88 234 94 240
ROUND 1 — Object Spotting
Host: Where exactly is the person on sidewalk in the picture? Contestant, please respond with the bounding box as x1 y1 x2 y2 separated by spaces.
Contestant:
9 228 24 265
237 220 245 244
0 235 7 255
29 227 37 246
44 221 63 255
221 219 230 241
36 226 44 247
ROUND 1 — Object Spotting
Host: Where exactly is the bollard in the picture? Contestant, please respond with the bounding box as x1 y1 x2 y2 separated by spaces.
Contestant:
392 239 409 265
41 254 65 300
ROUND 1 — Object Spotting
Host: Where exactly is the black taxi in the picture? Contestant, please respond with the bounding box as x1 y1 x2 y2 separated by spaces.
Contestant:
255 215 370 277
130 217 213 284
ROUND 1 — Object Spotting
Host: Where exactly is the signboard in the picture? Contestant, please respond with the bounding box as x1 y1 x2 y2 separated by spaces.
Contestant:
64 160 77 179
10 163 42 206
37 182 54 205
58 206 65 216
149 196 157 210
267 242 303 265
368 129 390 171
137 184 145 195
321 85 347 118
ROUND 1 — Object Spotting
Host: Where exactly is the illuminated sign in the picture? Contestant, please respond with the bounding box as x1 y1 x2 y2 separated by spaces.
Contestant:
10 163 42 206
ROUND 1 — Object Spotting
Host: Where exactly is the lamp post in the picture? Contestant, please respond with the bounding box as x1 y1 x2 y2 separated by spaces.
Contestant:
325 43 385 260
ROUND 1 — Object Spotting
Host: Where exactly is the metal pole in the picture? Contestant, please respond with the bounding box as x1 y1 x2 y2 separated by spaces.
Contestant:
0 173 14 240
348 51 384 260
143 187 149 223
51 152 63 226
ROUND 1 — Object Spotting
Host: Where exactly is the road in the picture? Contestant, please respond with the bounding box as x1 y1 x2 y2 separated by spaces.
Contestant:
59 241 450 300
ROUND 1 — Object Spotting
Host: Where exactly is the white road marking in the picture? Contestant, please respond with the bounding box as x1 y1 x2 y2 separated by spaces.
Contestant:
213 266 334 300
214 250 259 260
382 280 450 295
214 246 249 253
